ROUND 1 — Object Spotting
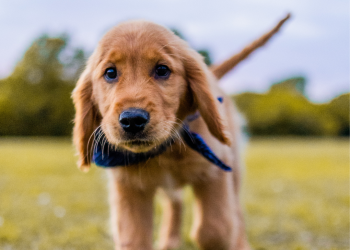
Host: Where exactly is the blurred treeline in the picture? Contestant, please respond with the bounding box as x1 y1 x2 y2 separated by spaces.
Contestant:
0 34 348 137
233 79 349 136
0 35 85 136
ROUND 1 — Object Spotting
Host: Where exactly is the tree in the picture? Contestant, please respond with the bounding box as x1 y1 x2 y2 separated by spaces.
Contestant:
270 76 307 95
0 34 86 135
327 93 350 136
233 77 347 136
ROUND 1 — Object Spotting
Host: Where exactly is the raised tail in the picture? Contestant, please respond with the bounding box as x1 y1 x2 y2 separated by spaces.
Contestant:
210 13 291 80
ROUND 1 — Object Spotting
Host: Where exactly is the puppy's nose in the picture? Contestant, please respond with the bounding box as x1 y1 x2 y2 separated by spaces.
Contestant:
119 108 150 134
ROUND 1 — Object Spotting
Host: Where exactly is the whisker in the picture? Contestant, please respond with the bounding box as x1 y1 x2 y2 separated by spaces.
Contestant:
85 125 102 163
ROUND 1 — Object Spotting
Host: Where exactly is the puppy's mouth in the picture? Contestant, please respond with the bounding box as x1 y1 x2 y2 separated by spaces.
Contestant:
101 123 177 154
127 140 146 146
119 139 157 153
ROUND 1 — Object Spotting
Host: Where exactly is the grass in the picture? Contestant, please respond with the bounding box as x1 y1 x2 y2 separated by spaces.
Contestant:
0 137 348 249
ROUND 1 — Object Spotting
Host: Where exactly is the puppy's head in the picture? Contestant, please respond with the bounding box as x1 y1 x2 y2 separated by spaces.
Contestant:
72 21 229 171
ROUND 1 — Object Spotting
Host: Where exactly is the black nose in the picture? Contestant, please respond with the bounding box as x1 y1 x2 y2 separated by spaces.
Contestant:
119 108 150 134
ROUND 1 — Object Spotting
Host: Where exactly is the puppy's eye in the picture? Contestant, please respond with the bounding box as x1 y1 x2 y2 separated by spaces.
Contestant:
155 65 170 79
104 68 118 82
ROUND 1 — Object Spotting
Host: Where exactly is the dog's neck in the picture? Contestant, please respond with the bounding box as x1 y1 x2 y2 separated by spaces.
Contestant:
92 126 231 171
92 96 231 171
92 132 175 167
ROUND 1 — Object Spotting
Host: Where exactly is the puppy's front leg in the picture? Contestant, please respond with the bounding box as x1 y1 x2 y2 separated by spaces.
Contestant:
191 171 237 250
158 189 183 250
108 170 155 250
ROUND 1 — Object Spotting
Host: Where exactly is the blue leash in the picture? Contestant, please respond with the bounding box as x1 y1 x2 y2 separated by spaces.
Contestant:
93 96 231 171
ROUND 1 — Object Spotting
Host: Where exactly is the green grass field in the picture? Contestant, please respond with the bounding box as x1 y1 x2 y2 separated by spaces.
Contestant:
0 138 348 250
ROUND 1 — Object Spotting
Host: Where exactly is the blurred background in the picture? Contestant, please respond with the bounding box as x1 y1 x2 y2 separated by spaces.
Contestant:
0 0 348 249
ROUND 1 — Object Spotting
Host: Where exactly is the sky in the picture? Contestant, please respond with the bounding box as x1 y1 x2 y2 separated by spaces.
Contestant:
0 0 348 102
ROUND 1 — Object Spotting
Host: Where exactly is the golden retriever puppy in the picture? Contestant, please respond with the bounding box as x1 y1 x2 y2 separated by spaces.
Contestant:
72 14 290 250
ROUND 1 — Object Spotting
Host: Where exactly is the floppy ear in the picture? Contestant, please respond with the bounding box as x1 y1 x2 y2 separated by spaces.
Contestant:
184 49 231 145
72 68 99 172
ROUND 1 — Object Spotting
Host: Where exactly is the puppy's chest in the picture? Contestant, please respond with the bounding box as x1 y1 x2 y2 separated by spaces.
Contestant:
149 143 218 188
114 142 219 190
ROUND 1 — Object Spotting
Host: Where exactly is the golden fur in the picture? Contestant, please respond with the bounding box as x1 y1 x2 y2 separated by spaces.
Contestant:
72 15 290 250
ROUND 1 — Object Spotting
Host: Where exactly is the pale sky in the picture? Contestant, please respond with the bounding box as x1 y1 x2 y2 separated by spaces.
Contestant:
0 0 348 102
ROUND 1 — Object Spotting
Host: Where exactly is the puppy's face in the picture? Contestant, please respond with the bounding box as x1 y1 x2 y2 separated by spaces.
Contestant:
91 22 189 153
73 21 229 170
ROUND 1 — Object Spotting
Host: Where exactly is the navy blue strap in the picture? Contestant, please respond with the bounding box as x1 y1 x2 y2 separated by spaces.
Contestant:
181 128 232 171
92 138 173 167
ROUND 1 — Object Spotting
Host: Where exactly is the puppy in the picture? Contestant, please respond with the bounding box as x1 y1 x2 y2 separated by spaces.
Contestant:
72 14 290 250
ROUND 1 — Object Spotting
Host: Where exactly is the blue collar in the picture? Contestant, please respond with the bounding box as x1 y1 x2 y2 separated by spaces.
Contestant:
92 96 231 171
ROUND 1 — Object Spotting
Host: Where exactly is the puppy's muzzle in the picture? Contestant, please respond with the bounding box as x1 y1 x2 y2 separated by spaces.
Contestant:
119 108 149 134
